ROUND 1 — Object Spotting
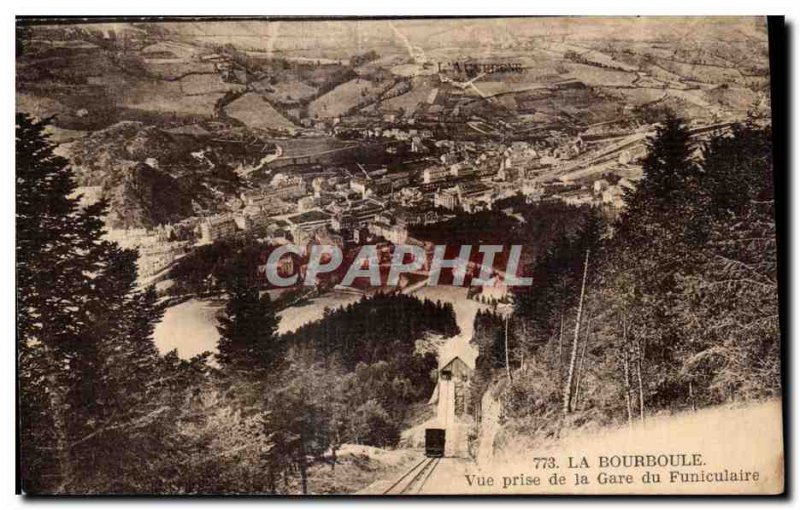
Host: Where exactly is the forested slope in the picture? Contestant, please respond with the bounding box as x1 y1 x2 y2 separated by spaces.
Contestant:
471 114 779 443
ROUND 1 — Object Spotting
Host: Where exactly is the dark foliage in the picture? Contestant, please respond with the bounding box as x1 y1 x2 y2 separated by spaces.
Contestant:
474 114 779 436
285 293 458 367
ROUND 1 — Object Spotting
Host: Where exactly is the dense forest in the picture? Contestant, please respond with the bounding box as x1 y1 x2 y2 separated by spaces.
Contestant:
166 236 274 295
16 111 779 494
16 114 455 494
410 201 594 269
470 114 780 443
282 294 458 448
286 293 458 366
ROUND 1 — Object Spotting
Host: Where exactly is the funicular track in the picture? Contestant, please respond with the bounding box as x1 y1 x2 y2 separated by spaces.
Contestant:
382 456 442 495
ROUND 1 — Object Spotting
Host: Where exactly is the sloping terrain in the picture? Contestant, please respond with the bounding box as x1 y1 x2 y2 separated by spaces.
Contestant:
223 92 297 130
472 399 784 495
102 162 194 229
308 75 397 118
63 121 270 228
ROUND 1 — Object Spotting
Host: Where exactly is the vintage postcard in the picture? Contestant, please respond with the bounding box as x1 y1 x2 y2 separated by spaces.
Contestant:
15 16 783 495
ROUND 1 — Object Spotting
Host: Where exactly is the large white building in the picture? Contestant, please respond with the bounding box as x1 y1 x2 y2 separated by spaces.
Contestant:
200 215 238 244
423 166 450 184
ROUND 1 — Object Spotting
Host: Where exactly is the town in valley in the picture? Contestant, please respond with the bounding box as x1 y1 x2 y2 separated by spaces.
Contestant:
16 17 780 496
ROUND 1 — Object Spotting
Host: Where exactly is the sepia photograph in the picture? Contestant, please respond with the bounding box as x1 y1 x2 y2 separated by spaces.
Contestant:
14 14 784 496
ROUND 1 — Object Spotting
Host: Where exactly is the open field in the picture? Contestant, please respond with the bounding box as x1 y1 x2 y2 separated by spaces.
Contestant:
376 78 437 115
308 77 395 118
118 79 221 116
564 63 638 87
153 290 364 358
257 78 318 103
178 73 242 96
143 61 217 80
224 92 297 130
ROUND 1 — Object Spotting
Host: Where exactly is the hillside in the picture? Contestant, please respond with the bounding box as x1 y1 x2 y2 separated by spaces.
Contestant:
64 121 267 228
17 18 770 138
471 399 783 495
223 92 297 130
308 75 397 118
102 162 194 229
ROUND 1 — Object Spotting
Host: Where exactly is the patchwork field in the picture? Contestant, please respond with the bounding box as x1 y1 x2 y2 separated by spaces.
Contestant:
258 78 318 103
178 73 243 96
564 62 638 87
118 79 222 116
224 92 297 130
308 76 396 118
376 78 438 115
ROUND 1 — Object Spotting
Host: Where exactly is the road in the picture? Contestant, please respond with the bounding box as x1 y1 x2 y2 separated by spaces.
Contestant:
269 142 359 162
540 120 738 183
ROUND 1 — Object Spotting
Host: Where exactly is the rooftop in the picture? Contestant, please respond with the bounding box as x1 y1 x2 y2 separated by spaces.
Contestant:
287 210 332 225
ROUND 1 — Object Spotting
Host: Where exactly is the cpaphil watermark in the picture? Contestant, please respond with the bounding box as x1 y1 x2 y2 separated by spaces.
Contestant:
258 244 532 289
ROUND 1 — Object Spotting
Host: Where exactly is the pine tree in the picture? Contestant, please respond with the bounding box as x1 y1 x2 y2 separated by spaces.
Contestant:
17 114 173 493
216 280 283 375
608 113 703 412
675 122 779 404
17 113 108 492
618 113 705 281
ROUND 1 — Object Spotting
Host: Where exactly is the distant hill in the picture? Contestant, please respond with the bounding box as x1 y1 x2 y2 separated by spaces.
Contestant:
64 121 271 229
103 162 194 229
18 18 770 136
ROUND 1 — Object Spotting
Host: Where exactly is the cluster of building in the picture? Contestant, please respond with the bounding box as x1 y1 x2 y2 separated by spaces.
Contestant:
522 174 637 208
104 225 192 284
107 117 647 290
